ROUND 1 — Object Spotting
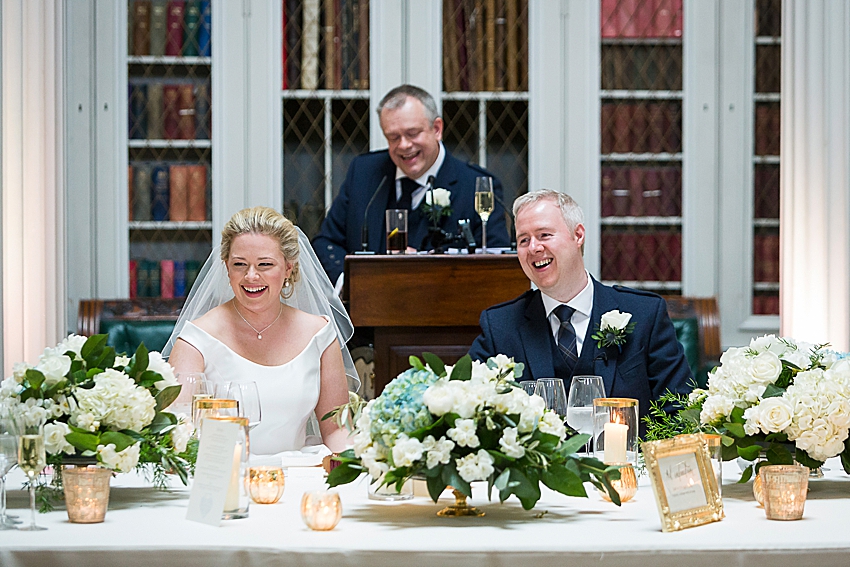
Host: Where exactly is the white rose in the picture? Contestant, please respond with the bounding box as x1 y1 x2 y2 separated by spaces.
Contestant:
447 418 480 448
493 388 528 415
58 334 88 358
600 310 632 331
782 348 812 370
756 397 794 432
749 351 783 384
749 334 788 356
171 418 192 454
518 395 546 432
147 351 178 390
498 427 525 458
391 435 424 468
44 422 76 456
423 381 457 416
36 352 72 387
424 187 451 208
538 411 567 440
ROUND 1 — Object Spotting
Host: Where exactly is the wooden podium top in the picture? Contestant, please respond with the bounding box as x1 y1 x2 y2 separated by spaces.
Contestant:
343 254 530 327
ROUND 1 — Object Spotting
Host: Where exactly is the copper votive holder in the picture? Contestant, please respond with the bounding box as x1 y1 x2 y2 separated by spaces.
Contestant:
761 464 809 520
301 491 342 531
62 465 112 523
247 466 285 504
597 463 638 503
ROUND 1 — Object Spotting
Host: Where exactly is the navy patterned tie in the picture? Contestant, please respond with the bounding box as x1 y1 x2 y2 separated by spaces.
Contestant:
397 177 419 210
554 304 579 377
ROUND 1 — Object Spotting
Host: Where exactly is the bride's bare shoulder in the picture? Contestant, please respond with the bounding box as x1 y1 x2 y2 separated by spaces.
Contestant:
284 304 328 334
191 303 231 335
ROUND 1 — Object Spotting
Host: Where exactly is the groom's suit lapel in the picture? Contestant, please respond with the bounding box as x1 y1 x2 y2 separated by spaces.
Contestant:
519 291 556 380
583 278 622 397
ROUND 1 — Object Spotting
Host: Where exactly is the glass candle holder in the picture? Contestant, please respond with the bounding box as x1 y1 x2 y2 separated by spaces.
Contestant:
368 477 413 501
247 466 285 504
596 463 638 503
592 398 639 465
761 464 809 520
207 416 250 520
195 398 238 438
62 465 112 524
702 433 723 497
301 491 342 531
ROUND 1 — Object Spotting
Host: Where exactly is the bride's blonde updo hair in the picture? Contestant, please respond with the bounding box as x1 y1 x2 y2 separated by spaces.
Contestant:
220 206 300 298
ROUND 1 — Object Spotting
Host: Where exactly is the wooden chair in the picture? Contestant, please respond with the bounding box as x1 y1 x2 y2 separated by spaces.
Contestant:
77 298 184 354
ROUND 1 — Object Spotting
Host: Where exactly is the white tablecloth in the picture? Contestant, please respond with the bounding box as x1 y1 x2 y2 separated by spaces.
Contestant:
2 461 850 567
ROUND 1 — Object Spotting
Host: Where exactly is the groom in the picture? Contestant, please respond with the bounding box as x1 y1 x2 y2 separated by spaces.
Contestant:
468 189 693 422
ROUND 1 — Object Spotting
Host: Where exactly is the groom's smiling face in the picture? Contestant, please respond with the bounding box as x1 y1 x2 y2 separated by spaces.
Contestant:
515 198 586 302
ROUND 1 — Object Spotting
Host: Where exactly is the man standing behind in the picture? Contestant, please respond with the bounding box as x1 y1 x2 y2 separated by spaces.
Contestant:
313 85 510 283
469 189 692 422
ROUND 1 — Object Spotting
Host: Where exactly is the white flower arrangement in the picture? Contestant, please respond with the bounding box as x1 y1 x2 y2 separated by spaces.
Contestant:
0 334 196 487
689 334 850 474
328 353 623 508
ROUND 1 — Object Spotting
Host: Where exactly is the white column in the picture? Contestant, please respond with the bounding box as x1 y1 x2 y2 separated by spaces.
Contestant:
370 0 404 150
1 0 64 375
781 1 850 349
529 0 600 273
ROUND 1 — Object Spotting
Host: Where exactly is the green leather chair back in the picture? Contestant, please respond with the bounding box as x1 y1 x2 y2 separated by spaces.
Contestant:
100 319 176 354
670 317 700 382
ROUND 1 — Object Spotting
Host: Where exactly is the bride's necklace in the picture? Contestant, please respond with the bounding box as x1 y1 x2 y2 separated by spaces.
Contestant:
233 301 282 340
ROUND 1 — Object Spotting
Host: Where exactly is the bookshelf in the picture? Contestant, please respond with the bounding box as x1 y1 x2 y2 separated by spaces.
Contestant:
599 0 683 293
752 0 781 316
441 0 530 208
281 0 371 239
127 0 213 299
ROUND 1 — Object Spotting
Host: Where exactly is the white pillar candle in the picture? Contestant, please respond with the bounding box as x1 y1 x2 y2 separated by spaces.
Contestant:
223 443 242 511
604 421 628 463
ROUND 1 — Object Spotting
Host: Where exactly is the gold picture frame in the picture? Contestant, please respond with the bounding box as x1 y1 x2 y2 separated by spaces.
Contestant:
642 433 724 532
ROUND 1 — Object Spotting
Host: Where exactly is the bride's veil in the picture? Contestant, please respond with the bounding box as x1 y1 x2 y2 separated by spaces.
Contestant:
163 228 360 394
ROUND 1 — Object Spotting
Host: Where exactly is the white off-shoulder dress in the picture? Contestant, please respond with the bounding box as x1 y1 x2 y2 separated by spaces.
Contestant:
178 317 335 455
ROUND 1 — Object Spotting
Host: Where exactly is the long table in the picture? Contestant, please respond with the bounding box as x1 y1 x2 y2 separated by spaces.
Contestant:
2 461 850 567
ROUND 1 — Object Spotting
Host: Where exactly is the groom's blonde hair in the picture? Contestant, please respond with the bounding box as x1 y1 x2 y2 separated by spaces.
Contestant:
220 206 301 289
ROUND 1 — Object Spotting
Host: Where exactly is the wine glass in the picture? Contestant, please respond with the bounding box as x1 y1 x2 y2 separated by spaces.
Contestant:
475 176 494 253
534 378 568 417
17 417 47 531
519 380 537 395
219 381 262 430
0 412 19 529
174 372 213 431
566 375 606 454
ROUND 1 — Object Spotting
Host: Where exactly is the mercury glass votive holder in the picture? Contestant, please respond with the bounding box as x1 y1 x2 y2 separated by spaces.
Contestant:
247 466 285 504
597 463 638 503
62 465 112 524
301 491 342 531
761 464 809 520
592 398 639 465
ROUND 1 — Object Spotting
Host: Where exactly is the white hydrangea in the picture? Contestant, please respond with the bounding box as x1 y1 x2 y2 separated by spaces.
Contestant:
498 427 525 458
44 421 76 456
391 435 424 467
455 449 495 483
97 442 141 472
447 418 480 448
73 368 156 432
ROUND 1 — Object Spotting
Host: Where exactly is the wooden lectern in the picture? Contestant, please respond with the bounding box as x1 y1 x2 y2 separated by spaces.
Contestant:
343 254 530 395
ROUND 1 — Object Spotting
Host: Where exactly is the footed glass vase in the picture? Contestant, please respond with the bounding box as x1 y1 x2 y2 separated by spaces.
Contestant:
437 489 484 517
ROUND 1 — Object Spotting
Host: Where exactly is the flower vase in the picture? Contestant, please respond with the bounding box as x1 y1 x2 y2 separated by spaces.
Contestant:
436 489 484 517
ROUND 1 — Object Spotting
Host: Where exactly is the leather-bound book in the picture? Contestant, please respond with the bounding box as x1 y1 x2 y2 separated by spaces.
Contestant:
176 84 195 139
146 83 164 139
132 0 152 56
183 1 201 56
165 0 185 56
151 166 170 221
187 164 208 221
150 0 168 56
162 84 179 139
133 164 153 221
160 260 175 298
169 164 189 221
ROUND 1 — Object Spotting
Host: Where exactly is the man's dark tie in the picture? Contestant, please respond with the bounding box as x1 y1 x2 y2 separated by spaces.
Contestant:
554 304 579 377
396 177 419 210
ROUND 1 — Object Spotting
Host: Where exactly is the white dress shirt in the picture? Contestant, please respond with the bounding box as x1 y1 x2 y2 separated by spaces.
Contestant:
394 142 447 209
540 272 594 356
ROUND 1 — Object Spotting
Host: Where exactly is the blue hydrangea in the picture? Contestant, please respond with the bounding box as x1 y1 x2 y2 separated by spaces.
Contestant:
369 367 440 451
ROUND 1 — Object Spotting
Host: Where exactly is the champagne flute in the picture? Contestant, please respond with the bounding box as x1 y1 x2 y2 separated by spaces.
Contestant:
0 414 18 529
17 418 47 531
475 176 494 253
566 375 606 454
174 372 212 432
222 382 262 431
534 378 568 418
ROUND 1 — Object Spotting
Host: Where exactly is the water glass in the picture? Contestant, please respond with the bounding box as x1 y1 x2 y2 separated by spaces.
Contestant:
216 381 262 430
518 380 537 395
0 414 18 529
385 209 408 253
534 378 568 417
566 375 606 452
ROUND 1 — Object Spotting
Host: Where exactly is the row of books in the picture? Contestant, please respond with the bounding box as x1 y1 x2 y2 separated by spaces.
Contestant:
755 104 780 156
129 82 210 140
754 233 779 283
600 0 682 39
283 0 370 91
130 0 211 57
130 259 202 298
753 294 780 316
601 45 682 91
601 102 681 154
601 166 681 217
600 231 682 282
443 0 529 93
754 166 779 219
129 164 208 222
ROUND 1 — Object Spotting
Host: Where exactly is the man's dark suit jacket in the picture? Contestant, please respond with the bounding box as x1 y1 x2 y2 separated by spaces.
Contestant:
468 277 693 425
313 149 510 281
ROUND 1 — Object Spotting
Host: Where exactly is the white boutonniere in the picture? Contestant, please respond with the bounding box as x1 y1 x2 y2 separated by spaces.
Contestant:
592 310 635 351
421 188 452 226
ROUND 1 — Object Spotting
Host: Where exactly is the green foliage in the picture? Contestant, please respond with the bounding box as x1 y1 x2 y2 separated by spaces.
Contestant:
641 391 701 443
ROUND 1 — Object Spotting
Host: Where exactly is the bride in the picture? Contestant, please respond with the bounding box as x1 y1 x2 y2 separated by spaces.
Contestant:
165 206 357 454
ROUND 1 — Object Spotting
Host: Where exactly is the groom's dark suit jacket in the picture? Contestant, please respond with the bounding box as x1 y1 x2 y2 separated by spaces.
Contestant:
313 149 510 282
468 277 693 424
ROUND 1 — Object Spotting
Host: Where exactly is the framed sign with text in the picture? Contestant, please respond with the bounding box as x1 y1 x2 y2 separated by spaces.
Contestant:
643 434 724 532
